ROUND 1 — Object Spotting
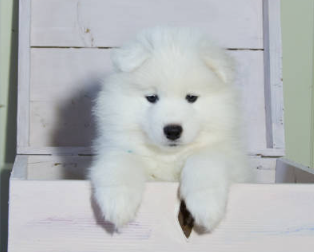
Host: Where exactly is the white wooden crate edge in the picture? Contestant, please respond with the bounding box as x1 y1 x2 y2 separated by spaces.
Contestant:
8 156 314 252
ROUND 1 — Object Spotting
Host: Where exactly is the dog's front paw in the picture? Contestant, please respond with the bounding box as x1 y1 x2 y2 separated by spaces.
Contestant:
94 186 143 229
184 190 227 232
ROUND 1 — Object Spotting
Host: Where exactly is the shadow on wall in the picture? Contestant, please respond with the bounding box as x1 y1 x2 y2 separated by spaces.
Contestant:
51 77 102 149
51 76 103 180
1 0 18 251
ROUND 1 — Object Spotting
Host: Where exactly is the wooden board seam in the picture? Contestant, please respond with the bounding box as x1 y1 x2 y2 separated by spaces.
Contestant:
30 46 264 51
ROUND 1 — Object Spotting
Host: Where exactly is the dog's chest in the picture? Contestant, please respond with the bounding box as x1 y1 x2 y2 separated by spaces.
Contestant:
143 153 186 182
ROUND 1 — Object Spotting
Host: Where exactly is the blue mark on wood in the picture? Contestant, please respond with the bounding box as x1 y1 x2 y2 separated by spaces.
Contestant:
252 225 314 236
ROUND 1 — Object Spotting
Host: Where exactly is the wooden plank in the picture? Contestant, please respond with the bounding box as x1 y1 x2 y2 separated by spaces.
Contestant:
30 0 263 49
27 49 267 154
17 146 92 155
248 148 284 157
250 156 276 183
263 0 285 150
29 48 111 149
234 50 267 153
27 155 90 180
8 182 314 251
17 0 31 152
18 146 285 158
20 146 92 155
10 155 28 180
25 155 276 183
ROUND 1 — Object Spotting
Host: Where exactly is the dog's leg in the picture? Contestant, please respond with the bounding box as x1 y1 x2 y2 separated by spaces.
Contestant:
180 151 230 232
89 152 146 230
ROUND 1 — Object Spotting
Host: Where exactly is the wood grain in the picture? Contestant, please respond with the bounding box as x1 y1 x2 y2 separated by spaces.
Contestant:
24 155 276 183
30 0 263 49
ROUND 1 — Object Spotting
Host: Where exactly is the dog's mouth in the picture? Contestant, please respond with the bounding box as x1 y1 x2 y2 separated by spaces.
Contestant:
168 141 181 147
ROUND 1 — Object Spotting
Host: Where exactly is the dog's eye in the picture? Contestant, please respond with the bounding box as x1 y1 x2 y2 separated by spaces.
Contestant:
146 95 159 103
186 94 198 103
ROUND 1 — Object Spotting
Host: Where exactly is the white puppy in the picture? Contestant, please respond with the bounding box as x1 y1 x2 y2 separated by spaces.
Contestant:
89 27 252 232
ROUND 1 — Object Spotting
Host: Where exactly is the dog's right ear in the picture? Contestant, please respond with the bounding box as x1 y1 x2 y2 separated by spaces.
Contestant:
200 40 236 85
111 41 150 72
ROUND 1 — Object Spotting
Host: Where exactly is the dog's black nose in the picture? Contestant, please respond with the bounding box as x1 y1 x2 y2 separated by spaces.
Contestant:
164 125 183 140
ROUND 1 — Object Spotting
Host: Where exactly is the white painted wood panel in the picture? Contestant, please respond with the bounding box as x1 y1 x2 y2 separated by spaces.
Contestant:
29 48 112 148
263 0 285 149
27 155 90 180
28 49 267 153
25 155 276 183
9 181 314 252
17 0 31 149
30 0 263 49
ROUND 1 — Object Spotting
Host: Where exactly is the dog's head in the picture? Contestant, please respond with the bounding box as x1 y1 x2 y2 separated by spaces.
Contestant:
108 27 238 150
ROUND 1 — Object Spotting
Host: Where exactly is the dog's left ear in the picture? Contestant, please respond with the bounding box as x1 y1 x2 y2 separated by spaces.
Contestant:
200 41 236 84
111 40 150 72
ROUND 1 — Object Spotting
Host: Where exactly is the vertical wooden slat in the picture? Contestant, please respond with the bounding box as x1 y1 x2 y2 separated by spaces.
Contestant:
17 0 31 153
263 0 285 150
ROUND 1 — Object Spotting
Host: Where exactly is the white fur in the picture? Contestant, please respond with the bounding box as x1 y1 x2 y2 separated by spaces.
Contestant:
89 27 252 232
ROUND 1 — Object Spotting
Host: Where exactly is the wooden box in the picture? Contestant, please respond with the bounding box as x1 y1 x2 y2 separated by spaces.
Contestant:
9 0 314 251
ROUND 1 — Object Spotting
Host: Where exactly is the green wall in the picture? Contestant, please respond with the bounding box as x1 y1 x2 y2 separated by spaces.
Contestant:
281 0 314 168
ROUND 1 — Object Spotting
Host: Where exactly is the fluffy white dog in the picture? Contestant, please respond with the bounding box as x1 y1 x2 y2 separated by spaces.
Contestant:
89 27 251 232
